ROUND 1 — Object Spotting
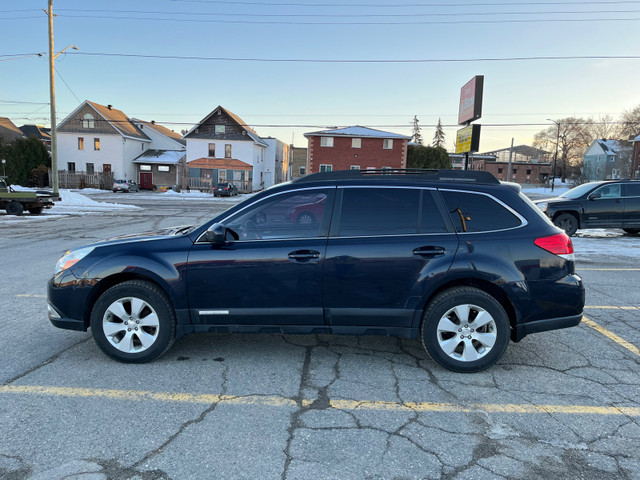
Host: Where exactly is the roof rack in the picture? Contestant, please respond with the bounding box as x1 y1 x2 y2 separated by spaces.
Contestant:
293 169 500 184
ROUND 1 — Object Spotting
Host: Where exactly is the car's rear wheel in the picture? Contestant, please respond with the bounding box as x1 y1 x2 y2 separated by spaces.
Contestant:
623 228 639 235
296 211 316 225
553 212 578 236
91 280 175 363
421 287 510 373
6 201 24 216
28 207 44 215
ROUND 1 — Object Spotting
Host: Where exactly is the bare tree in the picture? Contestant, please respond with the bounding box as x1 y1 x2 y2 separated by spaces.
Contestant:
587 115 621 140
619 104 640 140
533 118 593 181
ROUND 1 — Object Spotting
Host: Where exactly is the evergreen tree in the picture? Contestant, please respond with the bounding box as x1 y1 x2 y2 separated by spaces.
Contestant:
3 137 51 186
432 118 445 148
407 145 451 169
410 115 423 145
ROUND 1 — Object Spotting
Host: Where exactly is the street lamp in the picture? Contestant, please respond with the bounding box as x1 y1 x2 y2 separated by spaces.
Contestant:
1 159 6 177
47 0 78 194
546 119 561 192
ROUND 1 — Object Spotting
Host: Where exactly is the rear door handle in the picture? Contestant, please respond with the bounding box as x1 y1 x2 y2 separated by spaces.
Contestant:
288 250 321 262
413 246 446 257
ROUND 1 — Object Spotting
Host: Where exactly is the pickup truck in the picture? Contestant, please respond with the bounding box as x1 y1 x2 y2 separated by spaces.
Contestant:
0 176 60 216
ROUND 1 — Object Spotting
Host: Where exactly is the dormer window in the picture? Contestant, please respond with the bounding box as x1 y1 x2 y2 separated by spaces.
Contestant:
215 125 225 135
82 113 95 129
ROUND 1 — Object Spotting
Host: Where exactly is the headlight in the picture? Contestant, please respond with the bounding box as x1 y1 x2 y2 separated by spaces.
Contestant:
55 247 95 275
536 202 548 212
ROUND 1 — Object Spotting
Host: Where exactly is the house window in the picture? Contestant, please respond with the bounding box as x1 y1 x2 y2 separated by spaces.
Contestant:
78 137 84 150
497 168 503 174
140 165 151 171
320 137 334 147
352 138 361 148
383 139 393 149
103 164 111 172
215 125 225 135
208 143 215 157
319 164 333 172
158 166 170 172
86 163 94 174
225 144 232 158
512 168 517 174
94 138 100 151
350 165 360 170
526 169 532 174
299 166 306 175
67 162 76 172
82 113 94 129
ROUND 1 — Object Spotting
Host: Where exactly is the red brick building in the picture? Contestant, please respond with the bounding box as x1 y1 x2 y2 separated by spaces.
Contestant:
304 126 410 174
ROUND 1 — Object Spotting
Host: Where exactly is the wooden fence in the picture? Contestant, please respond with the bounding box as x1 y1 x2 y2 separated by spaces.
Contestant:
57 171 114 190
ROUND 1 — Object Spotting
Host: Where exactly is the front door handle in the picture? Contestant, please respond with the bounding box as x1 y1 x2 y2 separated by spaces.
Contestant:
288 250 321 262
413 246 446 257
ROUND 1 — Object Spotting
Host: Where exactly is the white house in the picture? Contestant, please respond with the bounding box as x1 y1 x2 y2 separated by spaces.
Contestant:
57 101 151 180
184 106 290 192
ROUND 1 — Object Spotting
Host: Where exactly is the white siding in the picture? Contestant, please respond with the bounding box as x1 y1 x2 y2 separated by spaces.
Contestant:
58 133 124 174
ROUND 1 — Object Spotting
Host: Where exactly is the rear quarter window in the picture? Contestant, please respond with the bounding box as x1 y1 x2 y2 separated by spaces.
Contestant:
441 190 522 233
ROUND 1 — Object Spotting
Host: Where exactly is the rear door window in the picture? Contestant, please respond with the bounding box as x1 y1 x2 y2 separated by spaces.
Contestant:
336 187 419 236
441 190 522 233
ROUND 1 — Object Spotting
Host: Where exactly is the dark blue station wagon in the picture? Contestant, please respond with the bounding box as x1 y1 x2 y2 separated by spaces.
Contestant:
48 170 585 372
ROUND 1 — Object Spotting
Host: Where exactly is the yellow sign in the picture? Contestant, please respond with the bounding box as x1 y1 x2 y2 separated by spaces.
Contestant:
455 124 480 154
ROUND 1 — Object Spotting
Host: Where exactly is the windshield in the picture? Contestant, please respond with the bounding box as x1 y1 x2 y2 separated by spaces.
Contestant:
559 182 602 199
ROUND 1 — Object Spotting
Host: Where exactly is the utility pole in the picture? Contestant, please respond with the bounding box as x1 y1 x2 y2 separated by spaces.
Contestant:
547 119 561 192
46 1 77 194
47 0 58 194
507 137 514 182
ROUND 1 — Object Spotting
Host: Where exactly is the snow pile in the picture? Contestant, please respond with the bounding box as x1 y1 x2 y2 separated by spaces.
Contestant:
50 189 140 214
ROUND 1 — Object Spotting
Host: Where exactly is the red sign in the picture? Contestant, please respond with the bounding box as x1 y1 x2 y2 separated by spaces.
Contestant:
458 76 484 125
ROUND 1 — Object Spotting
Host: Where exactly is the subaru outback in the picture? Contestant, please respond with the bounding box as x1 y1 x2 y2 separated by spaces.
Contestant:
48 169 584 372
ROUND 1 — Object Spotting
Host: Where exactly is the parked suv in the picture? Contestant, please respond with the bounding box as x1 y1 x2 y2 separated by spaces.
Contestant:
213 183 238 197
534 179 640 236
48 170 584 372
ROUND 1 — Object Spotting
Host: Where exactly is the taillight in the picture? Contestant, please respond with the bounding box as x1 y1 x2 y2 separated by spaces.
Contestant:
534 233 574 260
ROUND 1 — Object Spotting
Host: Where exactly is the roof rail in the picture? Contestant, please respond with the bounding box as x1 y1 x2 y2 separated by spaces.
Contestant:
293 169 500 184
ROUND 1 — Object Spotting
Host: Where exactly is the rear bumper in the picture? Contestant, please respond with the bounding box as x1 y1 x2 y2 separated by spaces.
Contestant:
512 313 583 341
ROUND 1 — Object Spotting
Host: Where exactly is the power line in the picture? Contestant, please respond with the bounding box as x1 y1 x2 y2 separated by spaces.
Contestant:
54 68 81 104
48 13 640 24
64 51 640 63
168 0 640 6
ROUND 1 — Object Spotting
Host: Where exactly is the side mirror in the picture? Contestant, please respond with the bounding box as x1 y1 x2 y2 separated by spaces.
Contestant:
205 223 228 245
588 193 601 201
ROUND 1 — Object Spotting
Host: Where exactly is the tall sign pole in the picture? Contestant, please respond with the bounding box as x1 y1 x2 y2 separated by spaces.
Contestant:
47 0 58 194
455 76 484 170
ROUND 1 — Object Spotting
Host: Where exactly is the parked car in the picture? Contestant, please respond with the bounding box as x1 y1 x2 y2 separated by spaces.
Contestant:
285 194 326 224
112 180 139 193
48 169 584 372
534 179 640 236
213 183 238 197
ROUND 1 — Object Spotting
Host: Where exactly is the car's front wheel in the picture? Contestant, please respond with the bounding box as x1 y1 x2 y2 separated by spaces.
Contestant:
553 212 578 236
421 287 510 373
91 280 176 363
623 228 639 236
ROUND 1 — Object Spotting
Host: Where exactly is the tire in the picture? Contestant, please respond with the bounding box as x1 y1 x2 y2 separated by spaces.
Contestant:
296 211 316 225
420 287 510 373
113 189 118 193
90 280 176 363
6 201 24 216
553 213 578 236
28 207 44 215
623 228 640 235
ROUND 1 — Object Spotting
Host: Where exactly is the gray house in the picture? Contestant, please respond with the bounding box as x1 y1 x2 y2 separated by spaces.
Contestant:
583 139 633 181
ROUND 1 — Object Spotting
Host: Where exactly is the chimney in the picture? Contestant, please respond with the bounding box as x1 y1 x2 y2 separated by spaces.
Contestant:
107 104 112 110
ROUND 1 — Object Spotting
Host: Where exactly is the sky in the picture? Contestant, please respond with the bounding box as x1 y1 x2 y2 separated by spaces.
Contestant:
2 0 640 152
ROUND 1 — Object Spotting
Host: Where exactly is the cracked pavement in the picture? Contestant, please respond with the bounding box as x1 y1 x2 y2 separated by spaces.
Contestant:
1 193 639 480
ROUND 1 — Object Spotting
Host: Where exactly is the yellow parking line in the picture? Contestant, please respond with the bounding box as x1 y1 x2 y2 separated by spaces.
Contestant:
585 306 640 310
582 316 640 358
0 385 638 416
579 268 640 271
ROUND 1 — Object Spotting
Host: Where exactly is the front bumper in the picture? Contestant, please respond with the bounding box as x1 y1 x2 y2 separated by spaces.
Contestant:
47 270 91 331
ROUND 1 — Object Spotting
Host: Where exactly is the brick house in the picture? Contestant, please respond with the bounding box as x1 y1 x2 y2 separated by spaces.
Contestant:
291 147 308 178
471 159 551 184
303 126 410 173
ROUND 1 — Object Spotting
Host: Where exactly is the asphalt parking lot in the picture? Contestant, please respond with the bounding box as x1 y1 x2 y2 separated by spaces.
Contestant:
1 191 639 480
